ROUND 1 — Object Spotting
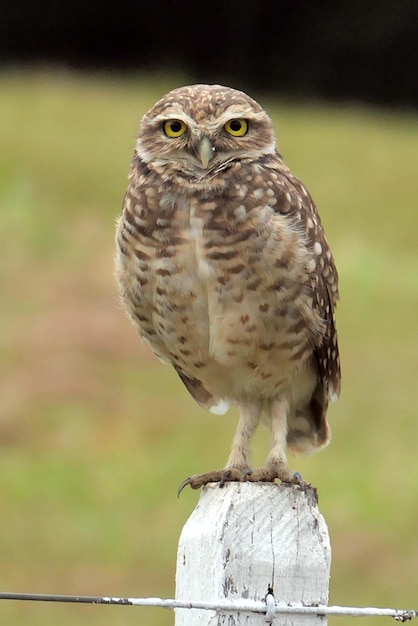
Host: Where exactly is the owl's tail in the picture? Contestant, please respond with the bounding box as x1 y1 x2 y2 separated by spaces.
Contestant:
286 383 331 455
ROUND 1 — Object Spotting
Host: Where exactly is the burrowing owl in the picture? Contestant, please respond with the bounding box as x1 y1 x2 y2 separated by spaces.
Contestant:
115 84 340 491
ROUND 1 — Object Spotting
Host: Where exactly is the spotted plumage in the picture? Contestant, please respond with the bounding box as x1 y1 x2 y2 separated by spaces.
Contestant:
115 84 340 489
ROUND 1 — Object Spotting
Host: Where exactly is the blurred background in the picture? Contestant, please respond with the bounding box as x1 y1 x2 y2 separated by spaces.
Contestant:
0 1 417 625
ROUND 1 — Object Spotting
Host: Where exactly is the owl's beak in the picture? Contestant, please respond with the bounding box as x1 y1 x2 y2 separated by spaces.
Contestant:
198 137 215 169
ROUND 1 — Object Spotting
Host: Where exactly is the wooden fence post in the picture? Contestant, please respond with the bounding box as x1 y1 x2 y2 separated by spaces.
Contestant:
175 482 331 625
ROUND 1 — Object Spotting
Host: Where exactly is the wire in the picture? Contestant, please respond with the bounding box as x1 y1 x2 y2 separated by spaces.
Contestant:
0 593 417 621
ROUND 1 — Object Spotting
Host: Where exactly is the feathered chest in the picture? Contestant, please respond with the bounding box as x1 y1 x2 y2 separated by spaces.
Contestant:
116 169 322 376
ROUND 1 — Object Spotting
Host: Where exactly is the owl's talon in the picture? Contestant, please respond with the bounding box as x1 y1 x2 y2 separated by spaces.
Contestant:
292 471 304 484
177 477 195 497
219 469 232 487
240 468 253 481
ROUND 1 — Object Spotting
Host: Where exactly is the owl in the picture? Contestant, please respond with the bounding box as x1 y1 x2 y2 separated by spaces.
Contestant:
115 84 340 492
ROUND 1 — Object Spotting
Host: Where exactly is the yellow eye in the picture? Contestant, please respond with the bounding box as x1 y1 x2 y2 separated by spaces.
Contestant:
163 119 187 137
224 118 248 137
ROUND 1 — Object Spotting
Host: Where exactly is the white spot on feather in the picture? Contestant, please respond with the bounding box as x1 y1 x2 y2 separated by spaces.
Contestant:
234 205 247 221
329 384 339 403
307 258 316 273
209 399 230 415
314 241 322 255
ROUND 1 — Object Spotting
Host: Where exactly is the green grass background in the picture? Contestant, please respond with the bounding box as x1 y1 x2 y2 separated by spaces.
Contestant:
0 70 417 625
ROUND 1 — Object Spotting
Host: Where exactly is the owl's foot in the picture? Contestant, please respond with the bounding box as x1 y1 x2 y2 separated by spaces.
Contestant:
177 467 245 496
178 463 308 496
242 465 317 503
242 466 304 485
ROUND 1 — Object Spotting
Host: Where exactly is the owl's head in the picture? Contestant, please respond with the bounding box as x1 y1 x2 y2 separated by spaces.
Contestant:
135 84 277 183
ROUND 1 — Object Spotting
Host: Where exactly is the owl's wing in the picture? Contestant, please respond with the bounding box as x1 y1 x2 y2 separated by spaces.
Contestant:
311 263 341 404
173 366 230 415
276 164 341 404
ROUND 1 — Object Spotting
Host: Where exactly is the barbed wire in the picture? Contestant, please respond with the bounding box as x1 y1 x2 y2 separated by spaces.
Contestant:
0 592 416 622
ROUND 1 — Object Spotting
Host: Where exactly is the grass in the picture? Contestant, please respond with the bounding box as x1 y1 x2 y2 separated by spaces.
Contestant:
0 69 417 625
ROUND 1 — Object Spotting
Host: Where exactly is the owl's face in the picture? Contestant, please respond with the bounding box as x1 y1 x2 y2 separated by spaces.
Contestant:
135 85 277 183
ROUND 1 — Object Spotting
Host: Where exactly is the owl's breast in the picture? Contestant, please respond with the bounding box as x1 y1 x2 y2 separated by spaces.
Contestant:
117 180 323 399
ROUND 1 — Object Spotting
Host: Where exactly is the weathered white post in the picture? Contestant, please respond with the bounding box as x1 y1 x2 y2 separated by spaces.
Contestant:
175 482 331 625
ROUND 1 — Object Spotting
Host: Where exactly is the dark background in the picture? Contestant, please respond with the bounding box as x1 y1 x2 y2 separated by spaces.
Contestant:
1 0 417 108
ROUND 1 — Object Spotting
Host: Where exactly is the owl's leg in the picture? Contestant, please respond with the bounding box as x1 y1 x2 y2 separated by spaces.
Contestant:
243 398 301 484
225 401 260 473
177 402 260 495
266 397 297 482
